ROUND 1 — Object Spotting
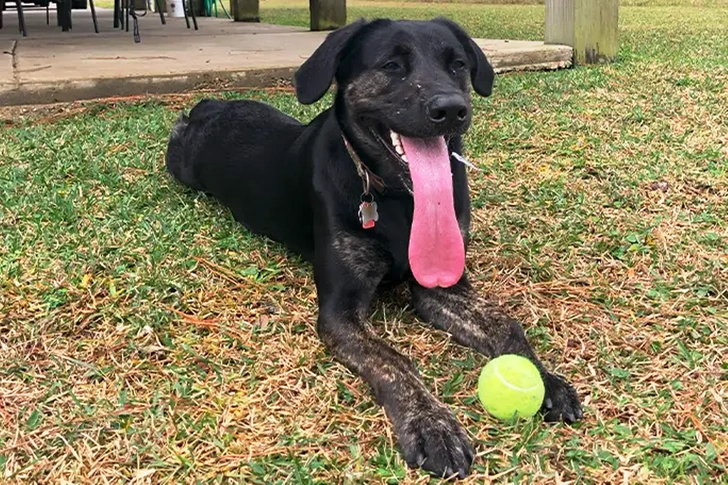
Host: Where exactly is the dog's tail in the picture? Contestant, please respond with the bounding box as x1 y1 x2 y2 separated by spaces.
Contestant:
165 112 204 191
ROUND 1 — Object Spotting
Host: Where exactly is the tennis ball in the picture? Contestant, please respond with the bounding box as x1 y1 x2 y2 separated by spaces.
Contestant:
478 354 545 421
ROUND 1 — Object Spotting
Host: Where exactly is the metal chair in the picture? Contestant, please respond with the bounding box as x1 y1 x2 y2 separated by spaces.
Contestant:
114 0 196 43
0 0 28 37
54 0 98 33
115 0 170 31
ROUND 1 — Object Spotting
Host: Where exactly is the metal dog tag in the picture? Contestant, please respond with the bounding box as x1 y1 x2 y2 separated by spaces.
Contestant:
358 201 379 229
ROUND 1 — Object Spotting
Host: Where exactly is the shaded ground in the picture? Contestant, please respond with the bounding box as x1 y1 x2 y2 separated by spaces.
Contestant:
0 10 571 106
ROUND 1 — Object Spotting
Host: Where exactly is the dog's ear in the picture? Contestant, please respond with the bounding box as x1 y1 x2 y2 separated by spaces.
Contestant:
433 17 495 97
294 19 368 105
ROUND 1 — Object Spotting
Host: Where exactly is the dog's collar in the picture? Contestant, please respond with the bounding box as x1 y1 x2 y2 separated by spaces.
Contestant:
342 135 384 230
342 135 385 195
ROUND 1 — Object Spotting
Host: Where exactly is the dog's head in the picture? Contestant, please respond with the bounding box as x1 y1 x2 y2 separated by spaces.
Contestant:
295 18 494 169
295 18 494 288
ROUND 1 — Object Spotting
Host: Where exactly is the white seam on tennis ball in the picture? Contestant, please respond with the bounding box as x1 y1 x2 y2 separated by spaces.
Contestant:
493 364 541 392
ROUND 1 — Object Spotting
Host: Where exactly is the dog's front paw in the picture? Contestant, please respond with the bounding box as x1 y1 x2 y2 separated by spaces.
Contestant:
541 372 583 423
394 399 474 480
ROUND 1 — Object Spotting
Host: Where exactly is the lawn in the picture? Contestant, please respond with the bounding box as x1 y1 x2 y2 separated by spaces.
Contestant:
1 1 727 484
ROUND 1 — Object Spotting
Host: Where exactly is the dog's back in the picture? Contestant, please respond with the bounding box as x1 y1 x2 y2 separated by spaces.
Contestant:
164 98 317 259
166 98 306 190
165 99 250 192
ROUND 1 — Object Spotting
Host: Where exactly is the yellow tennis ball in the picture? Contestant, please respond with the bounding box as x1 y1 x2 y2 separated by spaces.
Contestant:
478 354 545 420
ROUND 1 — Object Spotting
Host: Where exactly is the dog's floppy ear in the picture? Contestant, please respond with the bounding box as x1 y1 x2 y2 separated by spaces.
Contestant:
433 17 495 97
294 19 368 105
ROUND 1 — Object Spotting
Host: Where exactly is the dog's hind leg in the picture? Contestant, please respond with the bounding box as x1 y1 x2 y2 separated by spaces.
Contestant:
315 234 474 480
410 276 583 423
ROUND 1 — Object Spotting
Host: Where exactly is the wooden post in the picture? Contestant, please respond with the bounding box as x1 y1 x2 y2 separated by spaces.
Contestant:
310 0 345 31
231 0 259 22
545 0 619 65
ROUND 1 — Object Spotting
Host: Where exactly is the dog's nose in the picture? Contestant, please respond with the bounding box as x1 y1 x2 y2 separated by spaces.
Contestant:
426 94 468 125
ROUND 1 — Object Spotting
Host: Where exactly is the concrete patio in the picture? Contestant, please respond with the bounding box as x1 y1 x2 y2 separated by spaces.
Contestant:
0 7 573 106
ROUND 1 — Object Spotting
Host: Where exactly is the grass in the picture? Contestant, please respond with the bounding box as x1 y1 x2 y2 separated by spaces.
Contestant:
1 1 728 484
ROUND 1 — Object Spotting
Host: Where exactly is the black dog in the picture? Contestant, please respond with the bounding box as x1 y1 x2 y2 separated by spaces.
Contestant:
165 17 582 479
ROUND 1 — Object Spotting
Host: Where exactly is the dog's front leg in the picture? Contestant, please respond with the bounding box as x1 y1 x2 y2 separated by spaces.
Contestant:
410 276 583 423
314 235 474 479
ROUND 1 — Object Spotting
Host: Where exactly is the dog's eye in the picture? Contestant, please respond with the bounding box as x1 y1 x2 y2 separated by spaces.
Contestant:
452 59 467 71
382 61 402 72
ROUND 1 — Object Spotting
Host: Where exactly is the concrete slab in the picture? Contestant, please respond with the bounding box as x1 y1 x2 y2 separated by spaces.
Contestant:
15 31 330 81
476 39 572 73
0 9 572 106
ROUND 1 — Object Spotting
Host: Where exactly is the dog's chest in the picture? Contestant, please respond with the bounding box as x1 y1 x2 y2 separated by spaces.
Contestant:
372 195 415 280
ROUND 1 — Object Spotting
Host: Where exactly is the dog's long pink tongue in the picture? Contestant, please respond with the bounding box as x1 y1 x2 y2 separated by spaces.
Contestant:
401 136 465 288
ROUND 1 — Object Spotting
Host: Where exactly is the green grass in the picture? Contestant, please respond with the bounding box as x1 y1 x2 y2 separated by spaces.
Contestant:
2 1 728 484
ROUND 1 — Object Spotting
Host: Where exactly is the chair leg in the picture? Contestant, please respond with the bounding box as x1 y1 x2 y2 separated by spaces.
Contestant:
0 0 4 31
126 0 130 32
188 0 197 30
46 2 49 24
59 0 69 31
181 0 190 29
58 0 70 31
89 0 98 33
113 0 119 28
67 0 72 30
17 0 27 36
154 0 164 25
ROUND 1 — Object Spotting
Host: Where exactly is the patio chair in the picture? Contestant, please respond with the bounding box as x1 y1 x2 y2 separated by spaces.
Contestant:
183 0 198 31
114 0 180 30
0 0 28 37
53 0 99 33
115 0 196 43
